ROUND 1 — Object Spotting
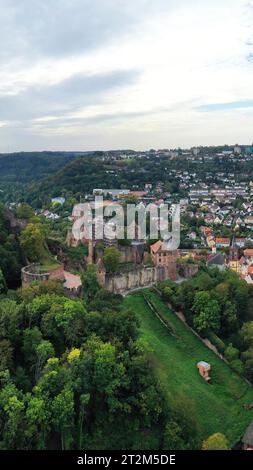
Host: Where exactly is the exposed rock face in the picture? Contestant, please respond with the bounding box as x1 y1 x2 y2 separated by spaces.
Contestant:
4 209 27 232
177 263 199 278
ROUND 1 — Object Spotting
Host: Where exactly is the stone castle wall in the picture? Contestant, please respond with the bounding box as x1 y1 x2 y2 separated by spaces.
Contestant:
98 264 177 294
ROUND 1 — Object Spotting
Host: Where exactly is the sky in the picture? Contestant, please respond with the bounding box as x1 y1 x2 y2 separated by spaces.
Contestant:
1 0 253 152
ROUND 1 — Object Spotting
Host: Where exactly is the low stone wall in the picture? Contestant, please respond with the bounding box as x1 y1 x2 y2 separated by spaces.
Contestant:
21 263 64 287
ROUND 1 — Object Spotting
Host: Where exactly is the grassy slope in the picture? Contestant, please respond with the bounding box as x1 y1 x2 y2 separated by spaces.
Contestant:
123 290 253 446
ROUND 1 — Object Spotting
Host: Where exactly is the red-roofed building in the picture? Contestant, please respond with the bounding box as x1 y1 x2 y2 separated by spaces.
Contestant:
216 238 230 248
247 266 253 275
244 249 253 258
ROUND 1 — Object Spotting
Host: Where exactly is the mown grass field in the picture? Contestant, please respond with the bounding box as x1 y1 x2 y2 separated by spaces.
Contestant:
123 290 253 446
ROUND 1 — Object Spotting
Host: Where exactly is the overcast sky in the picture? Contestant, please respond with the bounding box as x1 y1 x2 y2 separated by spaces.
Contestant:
1 0 253 152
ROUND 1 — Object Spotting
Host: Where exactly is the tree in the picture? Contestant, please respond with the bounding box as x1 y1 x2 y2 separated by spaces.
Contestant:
0 299 20 343
221 301 237 335
78 393 90 449
22 327 43 365
20 223 47 262
81 265 100 303
88 288 122 313
0 340 13 371
18 280 65 304
16 203 34 220
0 376 26 449
202 433 229 450
53 299 87 346
0 268 7 295
241 348 253 381
35 340 55 382
26 294 65 328
163 421 185 450
192 292 221 333
241 322 253 348
26 396 50 449
51 387 74 450
224 343 239 362
102 247 121 273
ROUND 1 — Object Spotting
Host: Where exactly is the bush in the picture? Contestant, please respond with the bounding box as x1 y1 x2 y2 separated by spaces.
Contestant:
224 344 239 362
202 433 229 450
207 331 226 354
230 359 244 375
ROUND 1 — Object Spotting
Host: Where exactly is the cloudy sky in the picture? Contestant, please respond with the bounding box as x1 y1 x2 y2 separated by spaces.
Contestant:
1 0 253 151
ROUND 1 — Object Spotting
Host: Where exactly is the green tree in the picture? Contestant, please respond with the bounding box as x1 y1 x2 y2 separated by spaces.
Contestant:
192 292 221 334
51 387 74 450
16 203 34 220
224 343 239 362
102 246 121 273
241 348 253 381
78 393 90 449
241 322 253 348
26 396 50 449
35 340 55 382
0 299 20 343
0 340 13 371
0 268 7 294
202 433 229 450
163 421 185 450
0 375 26 449
81 265 100 303
22 327 43 365
20 223 47 262
221 301 237 335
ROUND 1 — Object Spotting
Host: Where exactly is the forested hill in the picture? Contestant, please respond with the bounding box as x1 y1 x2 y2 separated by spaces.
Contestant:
0 152 80 184
25 154 181 204
0 205 23 289
25 150 253 205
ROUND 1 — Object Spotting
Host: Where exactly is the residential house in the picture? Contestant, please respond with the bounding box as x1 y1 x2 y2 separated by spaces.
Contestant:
234 238 246 248
216 238 230 249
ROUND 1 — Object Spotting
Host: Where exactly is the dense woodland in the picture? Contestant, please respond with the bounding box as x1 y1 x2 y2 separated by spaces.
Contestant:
0 275 199 450
0 205 22 289
0 206 199 450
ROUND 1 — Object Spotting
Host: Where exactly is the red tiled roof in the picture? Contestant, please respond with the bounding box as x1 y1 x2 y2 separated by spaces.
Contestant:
63 271 82 290
151 240 163 254
244 249 253 256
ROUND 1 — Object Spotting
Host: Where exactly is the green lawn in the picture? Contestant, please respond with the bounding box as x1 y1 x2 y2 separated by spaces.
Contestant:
40 256 61 273
123 290 253 446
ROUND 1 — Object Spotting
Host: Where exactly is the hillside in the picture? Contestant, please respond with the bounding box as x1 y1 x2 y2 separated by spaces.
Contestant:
0 205 23 288
25 153 181 203
24 149 253 206
123 290 253 447
0 152 80 184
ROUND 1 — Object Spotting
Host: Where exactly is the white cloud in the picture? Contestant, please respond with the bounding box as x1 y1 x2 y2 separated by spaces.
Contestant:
0 0 253 150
